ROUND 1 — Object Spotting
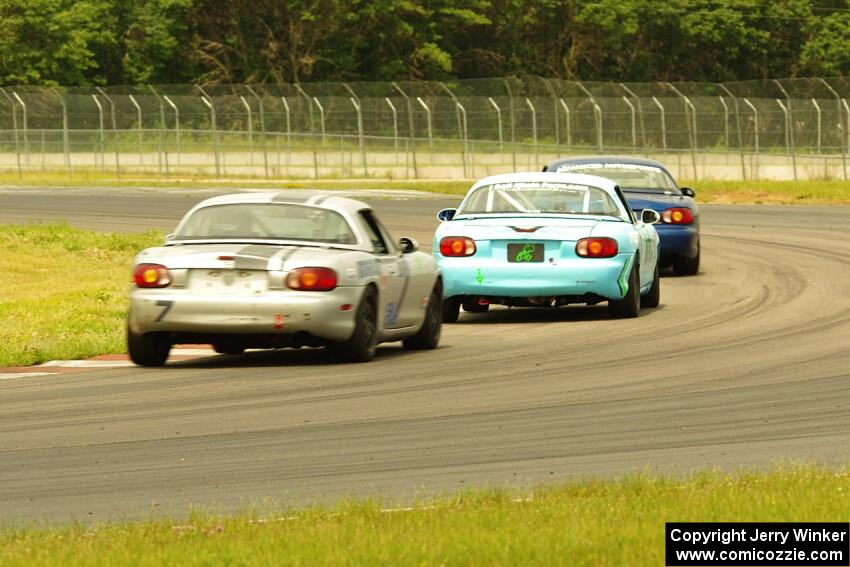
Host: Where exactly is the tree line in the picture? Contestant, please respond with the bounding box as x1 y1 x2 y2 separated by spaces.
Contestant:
1 0 848 87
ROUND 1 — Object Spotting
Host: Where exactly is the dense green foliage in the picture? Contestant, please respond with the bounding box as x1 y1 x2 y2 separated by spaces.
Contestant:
1 0 849 85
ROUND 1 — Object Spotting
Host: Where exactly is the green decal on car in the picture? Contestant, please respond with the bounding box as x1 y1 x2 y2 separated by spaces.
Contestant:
617 255 634 297
475 269 484 284
515 244 535 262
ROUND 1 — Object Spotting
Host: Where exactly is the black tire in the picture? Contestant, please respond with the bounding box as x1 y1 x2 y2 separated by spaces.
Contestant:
333 287 378 362
403 280 443 350
127 327 171 367
641 260 661 308
212 340 245 355
443 296 461 323
673 247 700 276
608 259 641 318
462 298 489 313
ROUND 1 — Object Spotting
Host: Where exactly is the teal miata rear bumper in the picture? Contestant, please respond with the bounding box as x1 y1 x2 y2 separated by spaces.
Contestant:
438 253 634 300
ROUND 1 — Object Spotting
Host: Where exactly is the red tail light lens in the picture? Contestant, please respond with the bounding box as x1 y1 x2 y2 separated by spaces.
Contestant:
133 263 171 288
576 237 618 258
661 207 694 224
439 236 476 257
286 267 338 291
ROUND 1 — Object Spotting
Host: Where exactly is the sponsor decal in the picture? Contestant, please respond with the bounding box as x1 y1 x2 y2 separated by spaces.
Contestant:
384 302 398 325
356 259 381 278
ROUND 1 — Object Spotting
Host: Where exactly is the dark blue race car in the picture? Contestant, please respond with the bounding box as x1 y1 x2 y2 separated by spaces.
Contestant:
543 156 700 276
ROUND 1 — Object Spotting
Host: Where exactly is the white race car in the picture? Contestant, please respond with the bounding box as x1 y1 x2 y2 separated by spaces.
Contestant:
127 192 442 365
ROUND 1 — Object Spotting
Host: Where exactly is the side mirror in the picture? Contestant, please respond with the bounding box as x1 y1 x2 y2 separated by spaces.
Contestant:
437 208 456 222
680 187 695 198
399 237 418 254
641 209 661 224
165 233 175 242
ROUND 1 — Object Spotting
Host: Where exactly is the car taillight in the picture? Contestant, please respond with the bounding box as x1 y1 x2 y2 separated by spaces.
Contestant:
286 267 337 291
576 237 618 258
133 263 172 288
439 236 476 257
661 207 694 224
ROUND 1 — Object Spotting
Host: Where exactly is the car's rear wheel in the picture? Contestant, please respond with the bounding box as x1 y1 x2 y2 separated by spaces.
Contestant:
403 280 442 350
462 298 489 313
673 247 700 276
640 260 661 308
333 287 378 362
443 296 461 323
609 260 640 318
127 327 171 367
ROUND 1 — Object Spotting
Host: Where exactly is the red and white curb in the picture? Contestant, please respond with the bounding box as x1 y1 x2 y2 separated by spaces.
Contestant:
0 347 218 380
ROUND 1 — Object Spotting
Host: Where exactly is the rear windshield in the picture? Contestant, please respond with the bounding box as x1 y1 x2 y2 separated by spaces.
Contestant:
555 163 677 191
457 181 625 219
174 203 357 244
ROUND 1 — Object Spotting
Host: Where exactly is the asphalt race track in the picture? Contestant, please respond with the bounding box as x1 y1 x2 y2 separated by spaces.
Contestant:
2 187 850 524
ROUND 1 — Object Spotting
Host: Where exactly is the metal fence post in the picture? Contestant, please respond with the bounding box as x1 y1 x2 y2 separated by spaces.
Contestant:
457 100 471 176
576 83 602 152
349 96 367 176
91 94 105 171
149 86 168 176
11 91 29 167
312 97 326 146
52 89 71 179
294 84 319 179
819 78 846 180
199 94 220 177
621 96 637 149
391 82 418 178
774 80 797 181
844 99 850 179
503 78 517 171
280 96 292 176
559 99 571 148
718 96 730 149
544 80 560 154
438 83 467 177
0 88 21 177
525 98 538 169
95 87 120 176
163 95 180 166
415 97 433 150
743 97 759 180
776 98 796 181
667 83 698 180
487 97 503 152
651 96 667 153
239 95 255 167
811 97 822 155
719 84 747 180
620 83 647 154
385 97 399 164
128 94 144 167
245 86 269 178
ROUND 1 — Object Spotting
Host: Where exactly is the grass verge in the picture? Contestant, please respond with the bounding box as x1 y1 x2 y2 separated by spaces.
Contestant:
1 466 848 566
2 170 850 204
0 223 161 367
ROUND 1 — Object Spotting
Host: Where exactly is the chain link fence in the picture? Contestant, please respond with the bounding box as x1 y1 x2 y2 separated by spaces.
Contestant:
1 76 849 181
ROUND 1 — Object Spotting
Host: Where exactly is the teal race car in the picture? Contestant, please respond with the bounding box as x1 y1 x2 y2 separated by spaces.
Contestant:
434 172 661 322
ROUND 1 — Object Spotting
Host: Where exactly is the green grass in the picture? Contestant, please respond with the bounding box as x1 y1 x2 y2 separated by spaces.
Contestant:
686 179 850 205
3 170 850 203
0 224 162 367
0 170 474 195
1 466 848 566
